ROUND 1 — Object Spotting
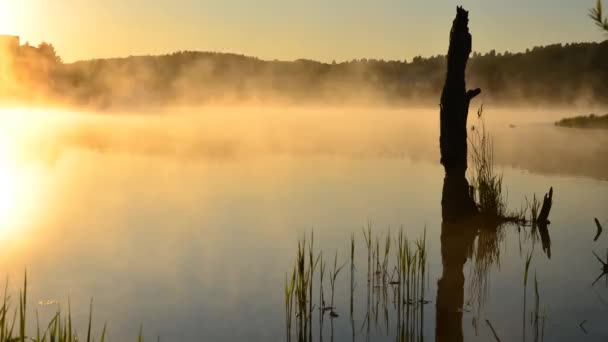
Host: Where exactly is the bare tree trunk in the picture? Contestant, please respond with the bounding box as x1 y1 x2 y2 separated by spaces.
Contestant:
440 6 480 177
440 6 480 221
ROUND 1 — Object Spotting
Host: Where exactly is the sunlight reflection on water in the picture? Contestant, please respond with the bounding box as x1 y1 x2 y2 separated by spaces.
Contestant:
0 106 606 341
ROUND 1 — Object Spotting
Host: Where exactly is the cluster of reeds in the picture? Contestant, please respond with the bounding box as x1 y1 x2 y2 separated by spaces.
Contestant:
285 226 429 341
0 276 28 342
465 106 556 314
392 229 428 342
527 195 541 227
469 106 505 220
469 106 527 226
363 225 394 293
362 224 396 334
284 234 320 342
519 194 543 245
0 274 146 342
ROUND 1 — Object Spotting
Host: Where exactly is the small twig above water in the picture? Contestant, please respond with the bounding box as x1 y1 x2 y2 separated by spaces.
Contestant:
594 218 603 242
536 188 553 225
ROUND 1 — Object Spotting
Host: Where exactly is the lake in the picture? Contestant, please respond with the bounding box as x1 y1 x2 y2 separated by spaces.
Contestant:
0 106 606 341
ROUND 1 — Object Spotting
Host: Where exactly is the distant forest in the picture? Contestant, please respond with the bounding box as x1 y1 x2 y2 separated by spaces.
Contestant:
3 40 608 108
555 113 608 129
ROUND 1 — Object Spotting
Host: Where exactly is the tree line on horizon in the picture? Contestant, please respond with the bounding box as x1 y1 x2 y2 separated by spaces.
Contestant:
0 2 606 109
1 41 607 109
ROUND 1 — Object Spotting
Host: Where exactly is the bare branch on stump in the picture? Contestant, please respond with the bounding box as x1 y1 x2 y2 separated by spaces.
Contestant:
536 187 554 258
537 187 553 224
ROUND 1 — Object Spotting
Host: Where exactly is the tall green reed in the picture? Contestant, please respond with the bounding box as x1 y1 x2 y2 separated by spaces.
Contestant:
0 272 147 342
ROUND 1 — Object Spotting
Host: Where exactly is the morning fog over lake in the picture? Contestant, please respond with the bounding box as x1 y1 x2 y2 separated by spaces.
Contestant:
0 1 607 342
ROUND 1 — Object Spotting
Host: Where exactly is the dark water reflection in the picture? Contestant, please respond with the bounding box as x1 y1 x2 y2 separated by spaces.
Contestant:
436 218 476 342
282 161 607 342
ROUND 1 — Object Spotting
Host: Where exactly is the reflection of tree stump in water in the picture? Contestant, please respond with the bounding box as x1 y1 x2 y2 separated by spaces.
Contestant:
435 8 556 342
441 175 477 222
538 222 552 258
436 216 476 342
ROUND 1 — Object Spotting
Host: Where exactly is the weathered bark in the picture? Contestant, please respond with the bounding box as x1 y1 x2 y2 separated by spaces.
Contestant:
440 6 480 178
440 6 479 221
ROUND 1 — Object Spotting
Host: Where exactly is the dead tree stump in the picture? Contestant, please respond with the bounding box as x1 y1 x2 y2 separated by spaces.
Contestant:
440 6 480 221
440 6 480 178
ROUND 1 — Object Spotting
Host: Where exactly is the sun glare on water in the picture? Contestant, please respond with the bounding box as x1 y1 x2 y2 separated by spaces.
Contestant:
0 148 22 227
0 108 44 240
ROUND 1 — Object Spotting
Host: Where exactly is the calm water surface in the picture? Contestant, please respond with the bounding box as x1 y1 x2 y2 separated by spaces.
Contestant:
0 107 606 341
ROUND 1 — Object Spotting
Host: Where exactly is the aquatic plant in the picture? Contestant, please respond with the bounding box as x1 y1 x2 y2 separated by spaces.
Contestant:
349 233 355 318
363 223 372 286
0 273 147 342
285 226 428 341
469 106 527 225
527 195 541 229
522 251 534 342
328 252 346 318
465 106 548 316
284 268 296 341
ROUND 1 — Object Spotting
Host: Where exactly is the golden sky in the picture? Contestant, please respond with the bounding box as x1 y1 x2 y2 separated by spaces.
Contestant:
0 0 603 63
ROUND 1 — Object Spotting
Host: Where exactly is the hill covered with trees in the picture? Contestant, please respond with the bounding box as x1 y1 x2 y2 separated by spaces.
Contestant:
3 40 608 109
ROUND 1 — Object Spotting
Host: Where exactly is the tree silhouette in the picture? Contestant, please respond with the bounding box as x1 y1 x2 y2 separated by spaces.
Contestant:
37 42 62 64
1 32 608 107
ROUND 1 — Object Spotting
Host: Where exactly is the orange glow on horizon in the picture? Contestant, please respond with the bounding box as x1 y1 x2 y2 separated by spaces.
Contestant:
0 2 19 37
